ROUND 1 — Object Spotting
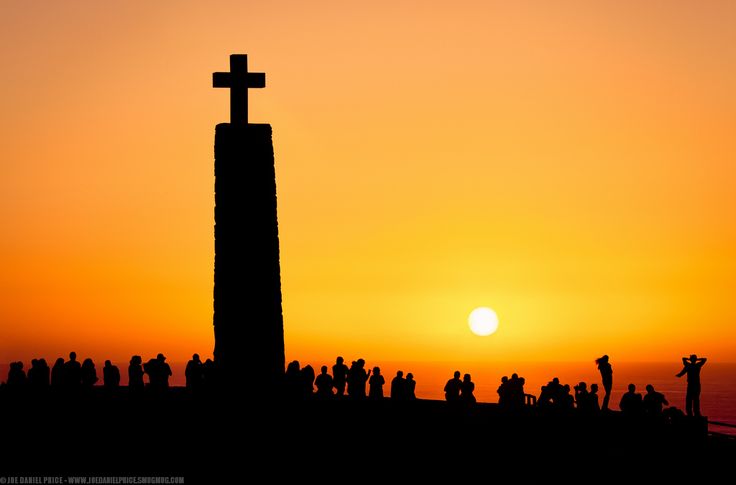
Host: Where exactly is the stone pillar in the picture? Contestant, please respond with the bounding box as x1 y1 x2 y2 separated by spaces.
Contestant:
213 123 285 391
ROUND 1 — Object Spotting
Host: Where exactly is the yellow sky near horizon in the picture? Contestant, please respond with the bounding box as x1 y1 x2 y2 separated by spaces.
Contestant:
1 1 735 366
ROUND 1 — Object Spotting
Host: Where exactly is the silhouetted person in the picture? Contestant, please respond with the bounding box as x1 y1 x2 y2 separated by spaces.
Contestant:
391 371 406 400
80 358 98 388
285 360 302 399
643 384 668 415
575 382 598 414
128 355 144 392
185 354 203 391
156 353 172 389
27 359 38 387
596 355 613 411
538 377 562 408
314 366 333 398
64 352 82 389
444 371 462 402
676 354 707 417
202 359 216 389
461 374 476 404
497 376 509 407
560 384 574 410
51 358 65 388
368 367 385 399
589 383 600 412
6 362 26 389
574 382 589 409
28 358 50 389
347 359 370 399
332 356 349 397
103 360 120 389
406 373 416 399
507 373 525 409
301 364 315 398
619 383 642 415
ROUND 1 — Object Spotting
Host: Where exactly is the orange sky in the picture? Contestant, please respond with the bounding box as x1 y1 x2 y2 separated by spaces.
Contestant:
1 1 735 368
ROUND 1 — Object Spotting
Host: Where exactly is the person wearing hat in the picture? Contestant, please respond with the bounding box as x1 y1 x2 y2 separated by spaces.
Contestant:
156 353 172 389
676 354 707 417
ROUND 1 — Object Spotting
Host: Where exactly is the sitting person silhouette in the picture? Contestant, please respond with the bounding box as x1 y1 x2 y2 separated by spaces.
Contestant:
461 374 476 404
444 371 462 402
103 360 120 389
315 365 334 398
643 384 668 415
676 354 707 417
619 383 643 415
332 356 349 397
405 373 416 400
80 358 98 388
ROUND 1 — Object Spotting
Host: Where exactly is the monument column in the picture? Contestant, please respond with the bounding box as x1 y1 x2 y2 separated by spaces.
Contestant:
212 54 285 390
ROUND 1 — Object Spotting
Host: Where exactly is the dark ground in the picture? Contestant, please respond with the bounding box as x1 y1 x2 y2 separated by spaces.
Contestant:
1 387 733 482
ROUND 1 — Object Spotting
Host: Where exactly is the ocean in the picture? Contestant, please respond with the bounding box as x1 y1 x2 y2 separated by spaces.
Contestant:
3 360 735 435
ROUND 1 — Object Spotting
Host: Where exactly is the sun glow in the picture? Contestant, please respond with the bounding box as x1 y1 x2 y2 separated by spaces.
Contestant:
468 307 499 337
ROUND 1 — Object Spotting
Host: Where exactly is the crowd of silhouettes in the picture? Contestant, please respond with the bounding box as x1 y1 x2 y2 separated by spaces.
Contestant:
282 357 418 401
391 370 416 400
184 353 217 392
497 373 532 409
2 351 188 395
2 352 707 421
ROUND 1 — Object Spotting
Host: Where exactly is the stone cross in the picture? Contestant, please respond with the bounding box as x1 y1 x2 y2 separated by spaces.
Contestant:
213 54 266 125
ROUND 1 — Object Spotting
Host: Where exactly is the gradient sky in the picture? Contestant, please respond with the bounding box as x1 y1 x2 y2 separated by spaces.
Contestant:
1 1 735 368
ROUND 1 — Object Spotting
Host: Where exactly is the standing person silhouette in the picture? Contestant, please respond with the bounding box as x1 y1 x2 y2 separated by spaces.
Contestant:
185 354 203 391
128 355 144 393
368 367 385 399
51 358 65 388
390 371 406 400
595 355 613 411
676 354 707 417
64 352 82 389
156 353 172 389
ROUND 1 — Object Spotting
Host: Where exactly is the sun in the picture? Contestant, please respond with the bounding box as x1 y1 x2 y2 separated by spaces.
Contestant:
468 307 499 336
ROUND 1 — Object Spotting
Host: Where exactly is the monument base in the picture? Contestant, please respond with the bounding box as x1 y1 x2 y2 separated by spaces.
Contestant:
213 123 285 391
